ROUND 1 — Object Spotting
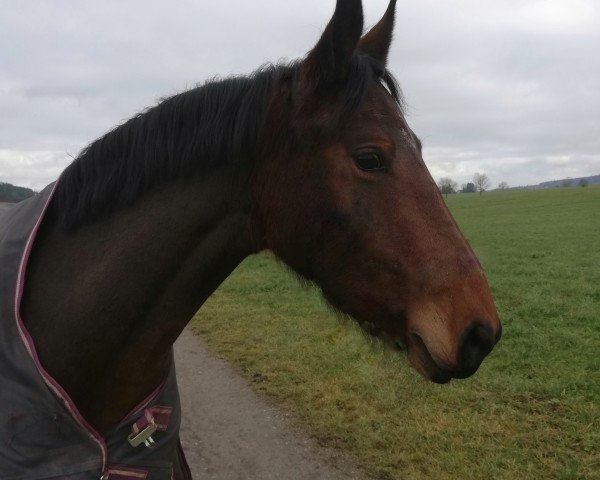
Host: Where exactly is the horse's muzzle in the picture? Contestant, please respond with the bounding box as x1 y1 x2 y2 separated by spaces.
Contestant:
408 321 502 384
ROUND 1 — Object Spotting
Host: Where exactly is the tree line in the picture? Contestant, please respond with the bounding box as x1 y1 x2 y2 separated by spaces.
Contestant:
438 173 593 197
438 173 495 197
0 182 36 203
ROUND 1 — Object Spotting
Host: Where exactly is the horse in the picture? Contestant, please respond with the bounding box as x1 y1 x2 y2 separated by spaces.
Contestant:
0 0 501 478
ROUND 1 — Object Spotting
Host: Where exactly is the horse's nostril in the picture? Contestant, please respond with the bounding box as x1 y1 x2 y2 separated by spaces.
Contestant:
458 322 496 373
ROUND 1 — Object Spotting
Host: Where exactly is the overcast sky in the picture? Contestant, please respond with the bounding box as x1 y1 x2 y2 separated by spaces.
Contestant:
1 0 599 190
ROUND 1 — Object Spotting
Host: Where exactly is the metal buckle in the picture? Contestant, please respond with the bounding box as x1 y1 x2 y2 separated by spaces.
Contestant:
127 417 158 448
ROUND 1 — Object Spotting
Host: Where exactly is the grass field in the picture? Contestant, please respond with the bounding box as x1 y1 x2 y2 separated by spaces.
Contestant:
191 186 600 479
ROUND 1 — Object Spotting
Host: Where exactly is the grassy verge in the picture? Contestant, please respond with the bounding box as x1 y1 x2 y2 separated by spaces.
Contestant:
191 186 600 479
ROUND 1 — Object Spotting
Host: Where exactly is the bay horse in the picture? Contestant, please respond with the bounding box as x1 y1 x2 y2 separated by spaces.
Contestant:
0 0 501 478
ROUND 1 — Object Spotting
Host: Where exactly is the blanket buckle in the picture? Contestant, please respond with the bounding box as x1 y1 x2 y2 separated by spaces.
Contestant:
128 412 157 448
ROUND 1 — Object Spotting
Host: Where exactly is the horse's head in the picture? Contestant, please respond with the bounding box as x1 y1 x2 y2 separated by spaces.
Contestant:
253 0 501 383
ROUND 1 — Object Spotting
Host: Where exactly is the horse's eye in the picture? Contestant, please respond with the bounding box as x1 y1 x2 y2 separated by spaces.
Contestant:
354 153 387 172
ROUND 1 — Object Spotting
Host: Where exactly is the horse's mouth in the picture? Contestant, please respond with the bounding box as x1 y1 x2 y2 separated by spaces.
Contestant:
367 328 456 383
408 333 455 384
407 332 485 384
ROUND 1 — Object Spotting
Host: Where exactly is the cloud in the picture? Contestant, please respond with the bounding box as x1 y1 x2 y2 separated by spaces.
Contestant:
0 150 69 190
0 0 598 190
391 0 600 186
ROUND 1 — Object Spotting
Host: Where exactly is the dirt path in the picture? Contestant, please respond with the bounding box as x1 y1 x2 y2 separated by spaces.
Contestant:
175 328 376 480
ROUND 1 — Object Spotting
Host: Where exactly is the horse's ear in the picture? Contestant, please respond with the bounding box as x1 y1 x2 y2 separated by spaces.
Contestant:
299 0 364 88
357 0 396 65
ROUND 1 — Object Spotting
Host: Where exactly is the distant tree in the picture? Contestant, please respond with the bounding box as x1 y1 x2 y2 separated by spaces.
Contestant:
579 178 589 187
473 173 491 196
561 178 573 187
498 181 509 190
438 177 458 198
461 182 476 193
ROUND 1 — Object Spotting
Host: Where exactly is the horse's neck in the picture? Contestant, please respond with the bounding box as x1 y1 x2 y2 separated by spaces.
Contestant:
22 166 257 432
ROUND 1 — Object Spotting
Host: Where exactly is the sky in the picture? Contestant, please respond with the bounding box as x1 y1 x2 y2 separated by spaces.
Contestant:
1 0 599 190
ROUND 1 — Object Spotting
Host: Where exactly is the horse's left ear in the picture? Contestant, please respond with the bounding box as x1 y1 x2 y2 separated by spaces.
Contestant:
299 0 364 88
357 0 396 65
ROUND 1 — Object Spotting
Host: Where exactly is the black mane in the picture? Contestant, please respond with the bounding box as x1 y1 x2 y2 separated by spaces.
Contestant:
53 56 402 229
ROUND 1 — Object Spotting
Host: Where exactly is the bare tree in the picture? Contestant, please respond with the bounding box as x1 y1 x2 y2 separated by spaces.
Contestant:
579 178 589 187
473 173 491 196
438 177 458 198
498 181 509 190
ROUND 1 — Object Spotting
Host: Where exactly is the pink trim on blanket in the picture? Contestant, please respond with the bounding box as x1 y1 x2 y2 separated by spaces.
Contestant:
121 381 166 423
106 465 149 479
13 182 109 472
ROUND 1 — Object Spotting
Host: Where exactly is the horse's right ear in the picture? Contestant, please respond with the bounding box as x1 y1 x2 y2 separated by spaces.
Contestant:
298 0 364 90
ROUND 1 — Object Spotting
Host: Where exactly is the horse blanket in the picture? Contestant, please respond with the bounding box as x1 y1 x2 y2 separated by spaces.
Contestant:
0 184 192 480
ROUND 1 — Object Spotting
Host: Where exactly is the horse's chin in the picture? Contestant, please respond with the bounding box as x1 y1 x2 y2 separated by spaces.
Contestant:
362 327 450 383
361 326 454 384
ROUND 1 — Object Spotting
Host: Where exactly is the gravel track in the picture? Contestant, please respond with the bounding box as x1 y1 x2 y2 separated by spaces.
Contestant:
175 328 376 480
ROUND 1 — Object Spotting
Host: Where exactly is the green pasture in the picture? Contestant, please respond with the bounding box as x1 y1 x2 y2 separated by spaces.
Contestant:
192 186 600 479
